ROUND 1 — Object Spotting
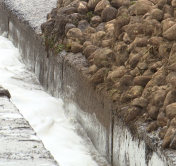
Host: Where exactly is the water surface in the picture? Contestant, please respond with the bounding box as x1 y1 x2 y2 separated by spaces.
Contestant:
0 36 109 166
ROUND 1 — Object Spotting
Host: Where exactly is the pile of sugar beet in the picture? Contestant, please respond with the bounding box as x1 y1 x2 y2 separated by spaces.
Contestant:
41 0 176 149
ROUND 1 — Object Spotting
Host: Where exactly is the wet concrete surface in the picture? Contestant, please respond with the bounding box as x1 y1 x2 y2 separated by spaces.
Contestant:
0 96 59 166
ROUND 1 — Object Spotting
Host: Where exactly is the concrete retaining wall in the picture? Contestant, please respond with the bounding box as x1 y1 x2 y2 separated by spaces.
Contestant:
1 1 176 165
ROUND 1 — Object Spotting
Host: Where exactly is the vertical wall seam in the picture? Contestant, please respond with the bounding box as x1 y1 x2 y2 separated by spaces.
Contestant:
111 110 114 166
61 57 64 96
7 16 9 38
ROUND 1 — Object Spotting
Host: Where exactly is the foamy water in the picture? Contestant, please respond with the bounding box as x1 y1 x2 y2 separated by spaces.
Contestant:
0 36 109 166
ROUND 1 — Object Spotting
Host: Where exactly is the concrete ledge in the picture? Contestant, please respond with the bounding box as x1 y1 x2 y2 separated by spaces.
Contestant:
1 0 176 165
0 96 58 166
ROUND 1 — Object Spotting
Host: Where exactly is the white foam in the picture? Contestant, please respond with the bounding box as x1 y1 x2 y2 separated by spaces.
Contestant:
0 36 108 166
